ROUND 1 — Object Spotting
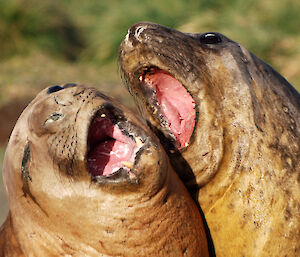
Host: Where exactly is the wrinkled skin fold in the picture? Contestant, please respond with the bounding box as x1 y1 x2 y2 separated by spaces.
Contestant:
119 22 300 257
0 84 209 257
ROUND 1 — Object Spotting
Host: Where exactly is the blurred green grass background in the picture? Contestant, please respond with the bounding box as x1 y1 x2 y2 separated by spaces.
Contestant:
0 0 299 224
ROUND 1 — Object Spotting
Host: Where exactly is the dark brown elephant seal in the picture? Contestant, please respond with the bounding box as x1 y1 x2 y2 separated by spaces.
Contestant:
0 84 209 257
119 22 300 256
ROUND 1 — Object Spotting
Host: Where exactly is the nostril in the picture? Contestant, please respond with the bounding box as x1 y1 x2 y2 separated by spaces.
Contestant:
126 24 147 44
134 26 145 39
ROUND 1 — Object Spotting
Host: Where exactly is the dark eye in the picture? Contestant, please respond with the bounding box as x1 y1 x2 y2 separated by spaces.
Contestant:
48 85 64 94
199 33 222 44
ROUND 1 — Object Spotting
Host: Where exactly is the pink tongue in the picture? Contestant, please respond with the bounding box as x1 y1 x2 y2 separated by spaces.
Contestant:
87 117 136 176
145 71 196 149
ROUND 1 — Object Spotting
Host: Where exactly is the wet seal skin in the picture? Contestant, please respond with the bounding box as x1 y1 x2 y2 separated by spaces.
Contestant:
0 84 209 257
119 22 300 257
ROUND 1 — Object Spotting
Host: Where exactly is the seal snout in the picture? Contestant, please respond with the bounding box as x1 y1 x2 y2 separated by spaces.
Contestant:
87 109 142 179
124 22 153 46
119 24 198 151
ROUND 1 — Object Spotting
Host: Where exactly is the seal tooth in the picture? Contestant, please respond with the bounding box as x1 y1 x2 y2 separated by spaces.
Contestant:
135 137 143 147
100 114 106 118
135 26 145 40
122 161 133 169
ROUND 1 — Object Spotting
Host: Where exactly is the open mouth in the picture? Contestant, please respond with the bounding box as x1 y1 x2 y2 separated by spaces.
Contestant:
87 110 142 180
138 67 196 149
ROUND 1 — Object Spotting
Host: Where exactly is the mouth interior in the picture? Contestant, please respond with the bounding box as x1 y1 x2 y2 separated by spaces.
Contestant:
87 114 138 176
142 68 196 149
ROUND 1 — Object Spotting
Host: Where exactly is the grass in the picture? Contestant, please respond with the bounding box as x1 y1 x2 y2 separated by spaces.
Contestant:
61 0 203 63
178 0 300 87
0 0 85 61
0 0 299 93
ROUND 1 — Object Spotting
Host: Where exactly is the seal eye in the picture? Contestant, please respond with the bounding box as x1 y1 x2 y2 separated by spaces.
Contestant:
48 85 64 94
199 33 222 44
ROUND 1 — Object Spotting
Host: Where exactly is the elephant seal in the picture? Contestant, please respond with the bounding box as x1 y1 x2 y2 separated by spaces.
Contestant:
119 22 300 256
0 84 209 257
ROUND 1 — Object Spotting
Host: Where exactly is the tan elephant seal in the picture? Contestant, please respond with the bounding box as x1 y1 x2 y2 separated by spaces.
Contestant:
119 22 300 256
0 84 209 257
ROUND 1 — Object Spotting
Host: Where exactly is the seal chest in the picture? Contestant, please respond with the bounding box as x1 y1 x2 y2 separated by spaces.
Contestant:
0 84 209 257
119 22 300 257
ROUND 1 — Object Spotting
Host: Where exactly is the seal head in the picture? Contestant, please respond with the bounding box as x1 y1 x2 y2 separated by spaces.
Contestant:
119 22 300 256
0 84 209 256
